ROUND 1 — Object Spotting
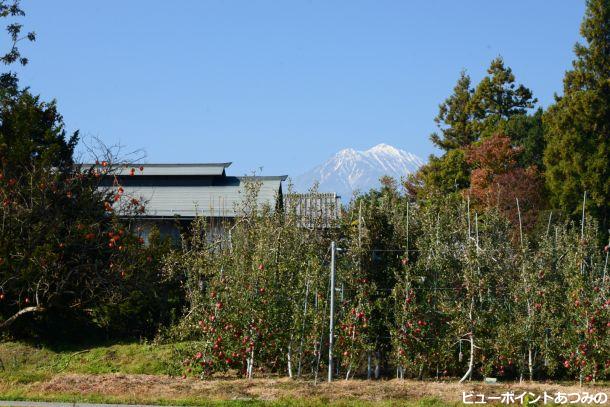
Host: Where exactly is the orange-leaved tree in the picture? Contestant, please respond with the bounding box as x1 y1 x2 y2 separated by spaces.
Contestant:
465 133 545 233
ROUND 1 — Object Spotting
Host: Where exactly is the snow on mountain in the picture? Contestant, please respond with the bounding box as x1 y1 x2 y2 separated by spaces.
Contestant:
292 143 424 201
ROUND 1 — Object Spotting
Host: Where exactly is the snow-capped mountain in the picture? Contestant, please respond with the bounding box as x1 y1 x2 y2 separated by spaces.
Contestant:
292 143 424 201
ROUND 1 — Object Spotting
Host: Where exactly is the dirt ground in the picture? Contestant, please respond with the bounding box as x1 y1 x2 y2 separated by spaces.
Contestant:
4 374 610 404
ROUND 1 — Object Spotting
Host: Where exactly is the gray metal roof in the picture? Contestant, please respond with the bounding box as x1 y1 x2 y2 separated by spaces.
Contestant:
82 163 232 176
116 176 286 218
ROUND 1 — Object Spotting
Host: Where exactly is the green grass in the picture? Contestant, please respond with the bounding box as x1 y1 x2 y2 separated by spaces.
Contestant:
0 341 183 383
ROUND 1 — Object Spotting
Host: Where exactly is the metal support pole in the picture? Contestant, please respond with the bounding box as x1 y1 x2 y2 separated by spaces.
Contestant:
328 241 336 383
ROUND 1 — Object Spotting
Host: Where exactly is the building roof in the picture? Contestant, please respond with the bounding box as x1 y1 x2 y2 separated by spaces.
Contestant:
92 163 287 218
81 163 232 176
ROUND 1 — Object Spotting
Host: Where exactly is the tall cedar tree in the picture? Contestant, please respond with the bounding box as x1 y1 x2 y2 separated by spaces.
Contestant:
543 0 610 230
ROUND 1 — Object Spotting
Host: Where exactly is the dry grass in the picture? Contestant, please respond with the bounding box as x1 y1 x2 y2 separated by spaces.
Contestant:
0 374 608 405
1 344 608 405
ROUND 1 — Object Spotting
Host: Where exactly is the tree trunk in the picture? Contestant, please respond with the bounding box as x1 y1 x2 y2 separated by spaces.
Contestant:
459 335 474 383
247 346 255 379
287 342 293 378
527 345 534 382
374 351 381 379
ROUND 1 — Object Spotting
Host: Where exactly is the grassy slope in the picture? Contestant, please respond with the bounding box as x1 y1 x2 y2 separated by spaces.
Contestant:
6 342 608 406
0 341 178 382
0 342 452 406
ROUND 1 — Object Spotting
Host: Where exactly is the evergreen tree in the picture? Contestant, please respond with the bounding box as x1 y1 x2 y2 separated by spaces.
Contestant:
430 72 476 151
472 57 537 136
498 109 545 169
431 58 536 152
406 149 470 197
422 58 537 198
543 0 610 230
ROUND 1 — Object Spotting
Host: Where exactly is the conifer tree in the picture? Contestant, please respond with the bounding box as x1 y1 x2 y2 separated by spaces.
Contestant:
544 0 610 230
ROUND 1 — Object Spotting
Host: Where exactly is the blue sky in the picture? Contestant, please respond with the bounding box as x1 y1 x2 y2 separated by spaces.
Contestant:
14 1 585 176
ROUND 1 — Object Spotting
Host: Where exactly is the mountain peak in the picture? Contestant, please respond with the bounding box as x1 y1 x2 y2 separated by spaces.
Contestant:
293 144 424 201
336 147 358 157
367 143 399 154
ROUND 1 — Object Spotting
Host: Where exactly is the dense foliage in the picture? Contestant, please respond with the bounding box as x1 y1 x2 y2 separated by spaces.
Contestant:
0 0 608 387
0 81 177 340
170 182 609 382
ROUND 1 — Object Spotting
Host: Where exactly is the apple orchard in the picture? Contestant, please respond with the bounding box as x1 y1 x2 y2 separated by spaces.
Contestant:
164 179 610 383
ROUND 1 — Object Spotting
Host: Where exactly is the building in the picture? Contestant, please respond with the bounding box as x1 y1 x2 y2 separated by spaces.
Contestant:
284 192 342 228
96 162 287 241
88 162 343 242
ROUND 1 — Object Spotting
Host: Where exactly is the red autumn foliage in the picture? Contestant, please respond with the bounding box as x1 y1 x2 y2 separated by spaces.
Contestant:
465 134 544 231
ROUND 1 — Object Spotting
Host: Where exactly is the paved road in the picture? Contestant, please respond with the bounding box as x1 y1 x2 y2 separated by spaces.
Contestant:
0 402 185 407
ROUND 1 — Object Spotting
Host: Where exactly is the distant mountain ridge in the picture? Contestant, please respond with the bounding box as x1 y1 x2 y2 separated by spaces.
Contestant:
292 143 424 201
